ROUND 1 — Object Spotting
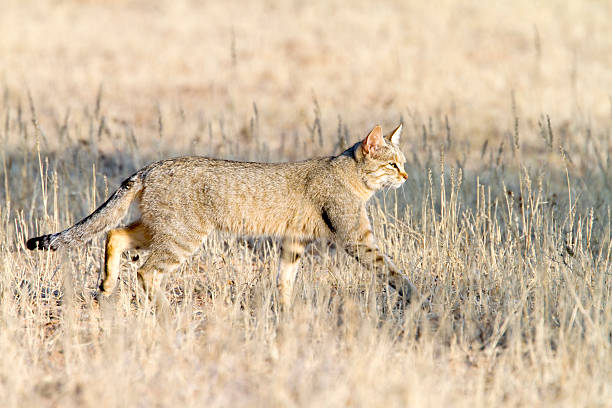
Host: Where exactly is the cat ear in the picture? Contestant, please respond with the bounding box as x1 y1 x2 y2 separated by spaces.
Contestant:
386 123 402 146
362 125 385 154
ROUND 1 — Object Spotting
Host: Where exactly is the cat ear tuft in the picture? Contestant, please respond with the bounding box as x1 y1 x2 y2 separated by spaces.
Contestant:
362 125 385 154
387 123 402 146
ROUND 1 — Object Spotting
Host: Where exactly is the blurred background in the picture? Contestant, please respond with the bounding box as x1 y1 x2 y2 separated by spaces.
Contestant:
1 3 611 406
2 0 611 161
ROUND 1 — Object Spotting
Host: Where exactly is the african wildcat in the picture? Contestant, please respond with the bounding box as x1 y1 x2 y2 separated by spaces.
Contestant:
27 124 416 309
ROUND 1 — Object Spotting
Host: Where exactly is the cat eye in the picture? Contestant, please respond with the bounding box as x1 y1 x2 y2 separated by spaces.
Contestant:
389 163 400 170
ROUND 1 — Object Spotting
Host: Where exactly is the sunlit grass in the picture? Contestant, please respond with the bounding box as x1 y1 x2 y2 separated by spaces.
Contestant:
1 0 611 406
0 92 609 407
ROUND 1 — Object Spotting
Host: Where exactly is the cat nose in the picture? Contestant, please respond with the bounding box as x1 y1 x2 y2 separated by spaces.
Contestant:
401 172 408 180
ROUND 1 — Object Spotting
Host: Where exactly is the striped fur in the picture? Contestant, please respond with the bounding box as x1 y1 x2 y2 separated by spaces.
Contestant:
26 124 416 310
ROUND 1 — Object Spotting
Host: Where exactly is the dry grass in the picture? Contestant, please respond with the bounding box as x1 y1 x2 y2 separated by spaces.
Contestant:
1 1 611 407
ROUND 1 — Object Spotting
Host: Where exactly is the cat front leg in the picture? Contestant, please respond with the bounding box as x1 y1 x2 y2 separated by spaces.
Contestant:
276 238 306 309
377 253 417 302
343 233 416 304
321 203 417 304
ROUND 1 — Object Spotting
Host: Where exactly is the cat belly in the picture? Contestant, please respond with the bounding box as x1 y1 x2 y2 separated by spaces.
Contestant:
211 203 326 240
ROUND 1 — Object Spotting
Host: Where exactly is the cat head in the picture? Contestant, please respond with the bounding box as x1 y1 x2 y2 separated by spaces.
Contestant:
355 124 408 191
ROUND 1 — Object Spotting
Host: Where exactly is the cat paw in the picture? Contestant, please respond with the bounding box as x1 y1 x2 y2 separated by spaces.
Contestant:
386 276 414 303
386 276 433 311
94 285 115 303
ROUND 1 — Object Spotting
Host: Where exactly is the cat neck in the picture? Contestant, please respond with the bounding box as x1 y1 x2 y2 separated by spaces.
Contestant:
333 143 377 201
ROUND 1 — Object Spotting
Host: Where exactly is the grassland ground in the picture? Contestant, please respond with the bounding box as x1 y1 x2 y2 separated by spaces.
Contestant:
1 1 611 407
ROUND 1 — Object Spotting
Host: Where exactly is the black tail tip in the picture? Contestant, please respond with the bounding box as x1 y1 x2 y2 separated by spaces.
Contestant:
26 237 38 250
26 235 56 251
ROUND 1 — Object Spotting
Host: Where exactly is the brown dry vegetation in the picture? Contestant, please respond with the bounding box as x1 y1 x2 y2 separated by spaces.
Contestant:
0 0 611 407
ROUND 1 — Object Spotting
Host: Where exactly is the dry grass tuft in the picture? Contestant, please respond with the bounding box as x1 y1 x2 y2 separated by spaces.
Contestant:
0 1 611 407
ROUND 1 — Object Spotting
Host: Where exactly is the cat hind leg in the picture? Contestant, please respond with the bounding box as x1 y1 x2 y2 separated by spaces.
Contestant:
100 221 151 295
276 238 307 309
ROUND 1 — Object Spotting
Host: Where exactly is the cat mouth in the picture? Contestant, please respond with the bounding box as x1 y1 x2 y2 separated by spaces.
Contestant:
382 179 405 189
393 178 407 189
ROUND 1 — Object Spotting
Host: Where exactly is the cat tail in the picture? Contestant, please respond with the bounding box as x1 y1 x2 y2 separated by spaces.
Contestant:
26 172 144 251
